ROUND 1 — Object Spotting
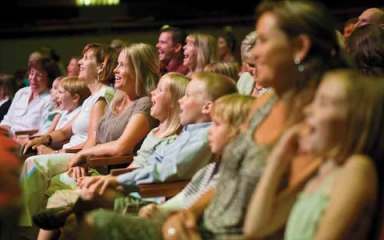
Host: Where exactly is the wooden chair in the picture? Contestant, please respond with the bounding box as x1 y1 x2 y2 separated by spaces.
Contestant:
86 154 134 168
14 129 38 145
110 167 189 199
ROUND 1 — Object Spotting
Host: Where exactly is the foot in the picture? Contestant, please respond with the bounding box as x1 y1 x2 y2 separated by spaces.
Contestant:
32 205 74 230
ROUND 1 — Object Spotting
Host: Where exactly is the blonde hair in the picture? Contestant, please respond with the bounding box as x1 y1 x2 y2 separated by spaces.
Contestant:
191 72 237 101
60 76 91 105
120 43 160 97
321 70 384 164
188 33 218 72
211 93 254 137
158 72 189 138
204 62 240 81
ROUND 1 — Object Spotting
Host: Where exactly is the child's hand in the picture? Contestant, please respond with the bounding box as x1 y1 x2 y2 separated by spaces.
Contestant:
68 166 88 180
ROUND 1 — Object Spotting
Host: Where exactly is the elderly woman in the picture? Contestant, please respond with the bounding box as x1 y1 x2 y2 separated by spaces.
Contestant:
0 56 60 134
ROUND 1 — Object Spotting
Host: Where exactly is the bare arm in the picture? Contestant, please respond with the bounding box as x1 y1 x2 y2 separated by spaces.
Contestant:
81 99 107 150
314 155 377 240
45 112 61 134
68 113 151 169
244 125 301 239
81 113 150 157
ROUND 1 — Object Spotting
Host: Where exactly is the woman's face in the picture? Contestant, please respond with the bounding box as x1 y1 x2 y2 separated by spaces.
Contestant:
113 50 135 92
253 12 297 90
150 77 172 121
217 36 229 59
183 36 197 70
28 67 49 94
299 77 348 156
78 49 98 83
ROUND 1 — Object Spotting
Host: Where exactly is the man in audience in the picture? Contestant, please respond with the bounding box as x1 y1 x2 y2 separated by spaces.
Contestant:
156 26 189 75
355 8 384 28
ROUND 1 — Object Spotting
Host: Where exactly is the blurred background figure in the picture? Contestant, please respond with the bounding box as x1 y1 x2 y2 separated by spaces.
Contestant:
110 38 128 55
66 57 80 77
343 17 357 39
355 7 384 28
217 26 238 63
0 74 16 122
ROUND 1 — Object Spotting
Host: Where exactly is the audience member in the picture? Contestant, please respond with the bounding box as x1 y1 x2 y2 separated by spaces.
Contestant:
355 8 384 28
204 62 240 81
217 26 237 63
0 74 16 122
343 17 357 39
156 27 189 75
66 57 80 77
183 33 218 76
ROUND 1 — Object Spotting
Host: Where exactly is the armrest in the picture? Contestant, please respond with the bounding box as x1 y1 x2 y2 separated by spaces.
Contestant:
64 148 82 154
14 129 38 136
86 154 134 168
0 127 9 136
138 181 189 198
110 167 138 176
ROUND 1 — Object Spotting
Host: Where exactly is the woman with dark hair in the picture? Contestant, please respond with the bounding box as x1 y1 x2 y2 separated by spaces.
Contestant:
161 1 348 239
0 74 16 122
217 27 237 63
0 56 61 133
347 24 384 76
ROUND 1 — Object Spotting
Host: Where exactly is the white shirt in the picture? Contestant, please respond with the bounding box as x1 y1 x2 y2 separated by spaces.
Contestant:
1 87 51 133
55 107 81 130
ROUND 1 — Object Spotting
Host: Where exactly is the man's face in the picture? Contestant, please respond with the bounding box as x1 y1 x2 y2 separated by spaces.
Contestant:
156 32 178 63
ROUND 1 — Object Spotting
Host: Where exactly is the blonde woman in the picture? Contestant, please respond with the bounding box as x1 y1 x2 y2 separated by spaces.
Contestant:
183 33 218 76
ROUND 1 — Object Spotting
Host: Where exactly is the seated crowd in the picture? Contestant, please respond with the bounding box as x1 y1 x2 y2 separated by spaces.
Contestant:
1 1 384 240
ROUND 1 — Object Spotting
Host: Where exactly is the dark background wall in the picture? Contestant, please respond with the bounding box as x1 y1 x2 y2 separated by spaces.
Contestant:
0 0 383 74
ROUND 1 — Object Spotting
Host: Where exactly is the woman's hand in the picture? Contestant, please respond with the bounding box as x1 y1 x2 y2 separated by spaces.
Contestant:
78 175 119 195
67 153 86 168
23 135 50 154
162 210 201 240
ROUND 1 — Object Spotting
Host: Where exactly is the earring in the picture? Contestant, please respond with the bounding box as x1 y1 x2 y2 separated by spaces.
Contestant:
294 57 305 73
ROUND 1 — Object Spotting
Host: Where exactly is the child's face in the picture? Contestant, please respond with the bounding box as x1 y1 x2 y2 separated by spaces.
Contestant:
208 115 232 155
178 79 209 125
150 77 172 121
57 85 77 111
299 77 348 155
50 79 61 107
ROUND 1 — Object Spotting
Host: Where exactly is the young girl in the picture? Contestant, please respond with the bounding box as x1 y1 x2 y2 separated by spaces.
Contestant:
71 94 255 240
244 70 384 239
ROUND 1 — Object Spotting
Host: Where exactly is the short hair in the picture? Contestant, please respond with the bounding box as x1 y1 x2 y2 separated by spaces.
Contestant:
60 76 91 106
82 43 117 85
157 72 189 138
0 74 16 98
204 62 240 81
191 72 237 101
187 33 218 72
160 26 186 46
211 93 254 136
120 43 160 97
28 56 61 88
240 31 257 63
347 24 384 76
